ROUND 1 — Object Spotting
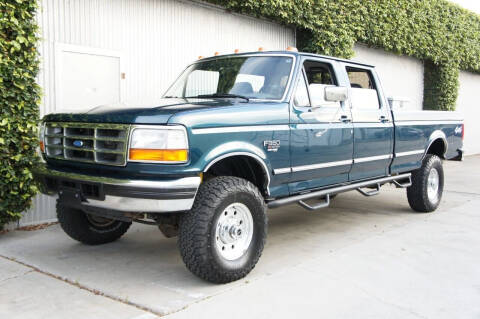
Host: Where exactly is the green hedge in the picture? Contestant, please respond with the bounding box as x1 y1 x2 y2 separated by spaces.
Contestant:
210 0 480 110
0 0 40 228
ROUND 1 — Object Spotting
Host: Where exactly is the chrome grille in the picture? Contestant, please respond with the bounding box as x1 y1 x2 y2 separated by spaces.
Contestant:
44 122 130 166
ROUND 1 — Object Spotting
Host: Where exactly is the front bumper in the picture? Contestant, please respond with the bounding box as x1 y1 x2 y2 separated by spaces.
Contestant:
34 164 201 213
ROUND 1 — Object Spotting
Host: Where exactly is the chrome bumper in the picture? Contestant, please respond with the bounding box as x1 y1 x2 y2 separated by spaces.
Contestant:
34 164 201 213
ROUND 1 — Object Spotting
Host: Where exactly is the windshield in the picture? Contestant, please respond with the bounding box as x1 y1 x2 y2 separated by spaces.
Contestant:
164 56 294 100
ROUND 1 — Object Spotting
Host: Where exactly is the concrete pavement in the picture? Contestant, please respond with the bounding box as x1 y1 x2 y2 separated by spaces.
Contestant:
1 156 479 318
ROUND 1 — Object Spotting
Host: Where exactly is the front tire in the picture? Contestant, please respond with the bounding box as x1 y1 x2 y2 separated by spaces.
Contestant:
407 154 444 212
178 176 267 283
57 201 131 245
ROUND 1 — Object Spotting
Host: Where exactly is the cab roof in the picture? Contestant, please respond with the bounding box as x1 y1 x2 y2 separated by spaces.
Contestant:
197 50 375 68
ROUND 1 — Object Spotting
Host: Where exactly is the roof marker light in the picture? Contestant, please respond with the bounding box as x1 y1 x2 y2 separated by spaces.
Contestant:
286 46 298 52
198 56 204 59
258 47 264 51
234 49 240 54
214 52 220 56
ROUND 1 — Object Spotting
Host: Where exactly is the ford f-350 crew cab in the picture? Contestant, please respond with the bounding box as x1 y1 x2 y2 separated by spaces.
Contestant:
35 51 464 283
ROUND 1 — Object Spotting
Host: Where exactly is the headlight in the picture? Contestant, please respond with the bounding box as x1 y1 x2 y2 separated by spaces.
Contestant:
39 122 46 153
128 126 189 163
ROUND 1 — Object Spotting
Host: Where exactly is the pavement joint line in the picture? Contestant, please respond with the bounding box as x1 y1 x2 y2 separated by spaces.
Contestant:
160 275 266 317
0 269 34 285
0 254 164 317
444 190 480 196
0 253 260 318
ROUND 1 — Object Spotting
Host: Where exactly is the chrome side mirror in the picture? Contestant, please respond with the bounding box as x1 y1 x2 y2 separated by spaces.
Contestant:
325 86 348 102
308 84 346 108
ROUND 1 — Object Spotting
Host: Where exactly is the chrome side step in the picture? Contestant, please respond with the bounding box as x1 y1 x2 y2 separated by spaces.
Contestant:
267 173 412 210
392 176 412 188
357 184 380 197
298 194 330 211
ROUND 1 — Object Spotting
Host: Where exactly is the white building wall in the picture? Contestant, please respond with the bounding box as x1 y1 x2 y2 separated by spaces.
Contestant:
352 44 424 110
18 0 295 227
456 71 480 155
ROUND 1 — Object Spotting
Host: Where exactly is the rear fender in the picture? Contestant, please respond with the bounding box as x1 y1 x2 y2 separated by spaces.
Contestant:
423 130 447 159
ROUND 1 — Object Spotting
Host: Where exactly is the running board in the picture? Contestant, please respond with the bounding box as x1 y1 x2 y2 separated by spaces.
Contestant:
267 173 412 210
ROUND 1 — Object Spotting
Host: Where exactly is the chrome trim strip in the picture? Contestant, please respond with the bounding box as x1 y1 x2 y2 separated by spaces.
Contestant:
192 125 290 135
291 159 353 172
273 167 292 175
354 154 393 163
193 121 400 135
295 123 345 130
353 122 394 128
278 155 392 173
395 149 424 157
395 121 463 126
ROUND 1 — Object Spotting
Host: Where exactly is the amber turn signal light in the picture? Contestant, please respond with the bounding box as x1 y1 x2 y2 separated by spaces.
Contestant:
129 149 188 162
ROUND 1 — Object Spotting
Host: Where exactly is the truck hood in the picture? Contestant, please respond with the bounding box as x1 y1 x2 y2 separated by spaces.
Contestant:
43 98 237 124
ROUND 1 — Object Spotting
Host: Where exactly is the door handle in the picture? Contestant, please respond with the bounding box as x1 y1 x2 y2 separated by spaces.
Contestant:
379 115 390 123
340 115 351 123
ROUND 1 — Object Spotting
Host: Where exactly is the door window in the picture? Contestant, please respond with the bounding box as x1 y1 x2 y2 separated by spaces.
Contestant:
304 61 340 108
346 67 380 110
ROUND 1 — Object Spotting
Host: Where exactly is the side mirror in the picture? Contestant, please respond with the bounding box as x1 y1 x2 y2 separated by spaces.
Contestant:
308 84 348 108
325 86 348 102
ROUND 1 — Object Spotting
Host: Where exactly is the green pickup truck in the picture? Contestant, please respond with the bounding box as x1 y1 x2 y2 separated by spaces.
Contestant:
35 50 464 283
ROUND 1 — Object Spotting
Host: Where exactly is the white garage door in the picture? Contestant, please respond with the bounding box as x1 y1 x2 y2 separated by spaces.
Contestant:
55 44 122 112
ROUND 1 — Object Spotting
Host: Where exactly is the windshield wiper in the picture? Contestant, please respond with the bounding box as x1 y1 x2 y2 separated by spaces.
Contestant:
185 93 250 102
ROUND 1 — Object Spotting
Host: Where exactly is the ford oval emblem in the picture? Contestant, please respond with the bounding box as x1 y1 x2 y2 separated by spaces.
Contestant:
73 140 84 147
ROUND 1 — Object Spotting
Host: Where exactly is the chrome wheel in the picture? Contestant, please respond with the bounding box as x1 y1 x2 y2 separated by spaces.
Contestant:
215 202 254 261
427 168 440 203
85 214 116 228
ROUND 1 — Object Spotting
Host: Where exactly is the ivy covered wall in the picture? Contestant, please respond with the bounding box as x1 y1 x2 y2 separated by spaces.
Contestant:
0 0 40 228
209 0 480 110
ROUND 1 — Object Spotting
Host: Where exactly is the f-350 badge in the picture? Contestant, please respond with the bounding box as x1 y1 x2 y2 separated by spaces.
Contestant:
264 140 280 152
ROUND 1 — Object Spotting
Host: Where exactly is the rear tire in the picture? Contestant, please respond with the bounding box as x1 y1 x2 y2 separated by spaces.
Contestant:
407 154 444 212
57 201 131 245
178 176 267 283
